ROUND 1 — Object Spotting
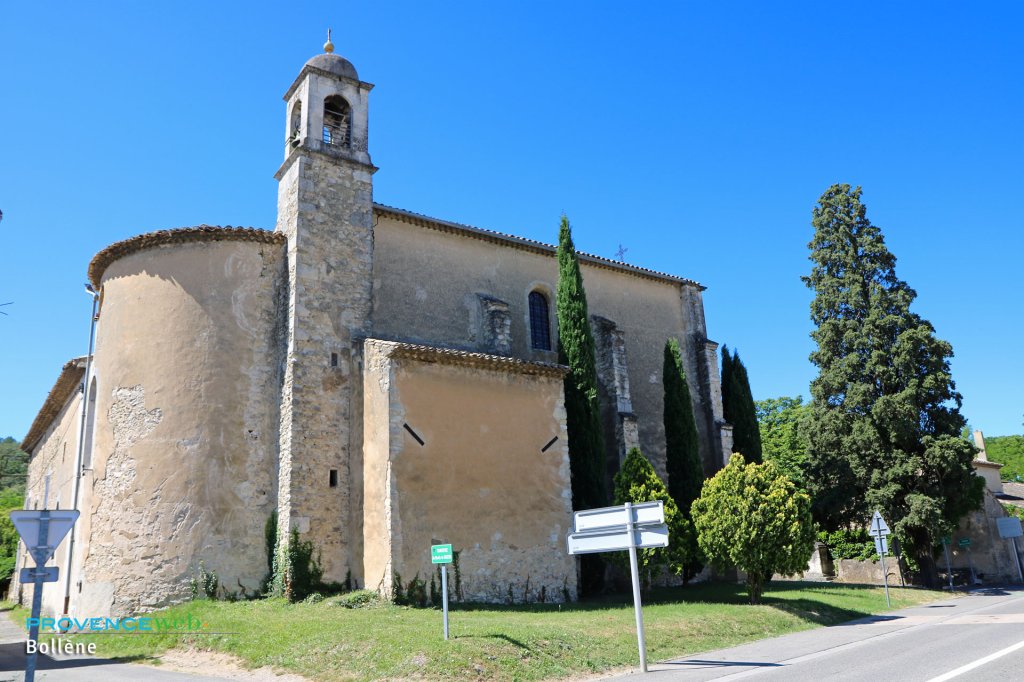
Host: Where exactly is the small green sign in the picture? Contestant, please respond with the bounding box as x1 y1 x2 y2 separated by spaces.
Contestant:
958 537 971 548
941 536 951 545
431 544 453 564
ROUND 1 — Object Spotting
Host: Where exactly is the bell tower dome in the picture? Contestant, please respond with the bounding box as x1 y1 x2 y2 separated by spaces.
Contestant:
273 35 376 584
281 32 373 167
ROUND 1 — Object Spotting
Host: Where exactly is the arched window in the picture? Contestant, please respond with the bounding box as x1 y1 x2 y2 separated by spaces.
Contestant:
82 377 97 470
290 100 302 145
322 95 351 147
529 291 552 351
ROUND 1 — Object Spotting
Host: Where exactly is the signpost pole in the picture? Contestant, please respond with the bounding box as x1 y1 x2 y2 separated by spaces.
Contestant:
624 502 648 673
942 540 954 591
966 546 977 585
876 530 890 608
25 511 50 682
441 564 450 640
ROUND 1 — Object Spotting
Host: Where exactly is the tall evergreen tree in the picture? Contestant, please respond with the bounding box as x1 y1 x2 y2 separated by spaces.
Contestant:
663 339 703 511
662 339 705 580
556 216 607 594
721 346 762 463
803 184 983 585
556 215 607 511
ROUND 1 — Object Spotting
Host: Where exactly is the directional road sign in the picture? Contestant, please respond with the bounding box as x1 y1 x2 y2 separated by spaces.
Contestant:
996 517 1023 539
870 511 891 536
10 510 80 565
873 535 889 556
572 500 664 533
19 567 58 584
431 544 453 564
567 524 669 555
958 537 971 549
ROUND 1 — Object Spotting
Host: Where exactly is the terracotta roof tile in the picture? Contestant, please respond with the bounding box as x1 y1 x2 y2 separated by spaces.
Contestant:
88 226 284 288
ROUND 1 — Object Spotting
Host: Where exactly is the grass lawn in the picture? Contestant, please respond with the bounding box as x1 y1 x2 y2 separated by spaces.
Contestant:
1 581 947 681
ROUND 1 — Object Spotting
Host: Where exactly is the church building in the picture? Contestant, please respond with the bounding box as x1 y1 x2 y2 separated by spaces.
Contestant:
17 42 731 617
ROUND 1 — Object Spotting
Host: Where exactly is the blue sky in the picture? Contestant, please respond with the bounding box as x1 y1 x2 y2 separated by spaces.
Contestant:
1 2 1021 439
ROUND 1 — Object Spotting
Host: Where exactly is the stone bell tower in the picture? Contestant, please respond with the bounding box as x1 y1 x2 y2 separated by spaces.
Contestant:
274 34 375 580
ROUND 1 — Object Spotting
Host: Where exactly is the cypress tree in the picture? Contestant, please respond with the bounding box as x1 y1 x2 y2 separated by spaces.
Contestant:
662 338 705 581
556 215 607 511
556 216 607 594
803 184 982 585
721 346 762 463
663 339 703 512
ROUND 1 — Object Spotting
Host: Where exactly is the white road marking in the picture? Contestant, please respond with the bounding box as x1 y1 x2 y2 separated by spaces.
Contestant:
924 638 1024 682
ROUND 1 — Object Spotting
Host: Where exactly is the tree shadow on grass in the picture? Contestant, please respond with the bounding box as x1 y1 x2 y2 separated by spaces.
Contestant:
448 581 895 628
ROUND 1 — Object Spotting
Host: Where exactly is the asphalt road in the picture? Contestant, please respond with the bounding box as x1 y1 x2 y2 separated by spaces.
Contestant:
610 586 1024 681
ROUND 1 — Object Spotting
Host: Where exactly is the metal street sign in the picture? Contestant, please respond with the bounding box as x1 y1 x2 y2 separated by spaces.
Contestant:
431 544 453 564
19 567 58 583
997 517 1023 539
567 501 669 674
572 500 664 533
10 510 80 565
958 537 971 548
430 544 454 640
873 535 889 557
869 511 892 607
12 509 80 682
870 511 891 536
567 524 669 555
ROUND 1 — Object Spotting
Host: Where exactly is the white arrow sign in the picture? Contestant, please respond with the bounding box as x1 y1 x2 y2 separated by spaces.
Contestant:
572 500 664 533
10 510 80 565
870 510 890 537
567 524 669 555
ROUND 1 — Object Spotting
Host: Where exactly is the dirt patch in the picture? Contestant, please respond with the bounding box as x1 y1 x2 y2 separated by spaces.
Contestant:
136 647 311 681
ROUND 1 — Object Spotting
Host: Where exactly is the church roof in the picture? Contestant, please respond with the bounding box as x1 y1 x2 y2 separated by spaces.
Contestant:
88 226 286 288
304 53 359 81
22 357 87 454
372 204 705 290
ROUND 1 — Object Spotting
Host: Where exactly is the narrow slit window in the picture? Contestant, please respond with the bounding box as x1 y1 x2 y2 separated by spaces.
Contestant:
529 291 551 351
329 469 338 488
330 352 339 367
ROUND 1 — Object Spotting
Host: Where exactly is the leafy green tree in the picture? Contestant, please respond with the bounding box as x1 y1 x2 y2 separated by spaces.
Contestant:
984 435 1024 482
756 396 810 484
0 437 28 491
0 483 25 582
802 184 983 585
662 339 704 580
721 347 762 463
691 454 815 604
612 447 697 589
556 215 607 594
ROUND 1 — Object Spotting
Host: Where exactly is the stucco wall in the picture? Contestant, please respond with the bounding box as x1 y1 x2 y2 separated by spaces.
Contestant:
370 214 716 481
79 238 285 616
362 340 577 603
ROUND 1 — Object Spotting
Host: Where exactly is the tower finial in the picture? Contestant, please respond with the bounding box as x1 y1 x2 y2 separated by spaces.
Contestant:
324 28 334 54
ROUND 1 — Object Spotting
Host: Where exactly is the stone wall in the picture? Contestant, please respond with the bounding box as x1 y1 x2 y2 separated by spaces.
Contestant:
361 339 576 602
275 149 375 582
947 489 1024 584
76 238 285 616
370 211 721 482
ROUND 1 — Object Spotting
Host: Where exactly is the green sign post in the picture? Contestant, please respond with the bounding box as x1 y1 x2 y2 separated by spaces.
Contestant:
431 544 453 564
957 538 977 585
431 544 453 640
